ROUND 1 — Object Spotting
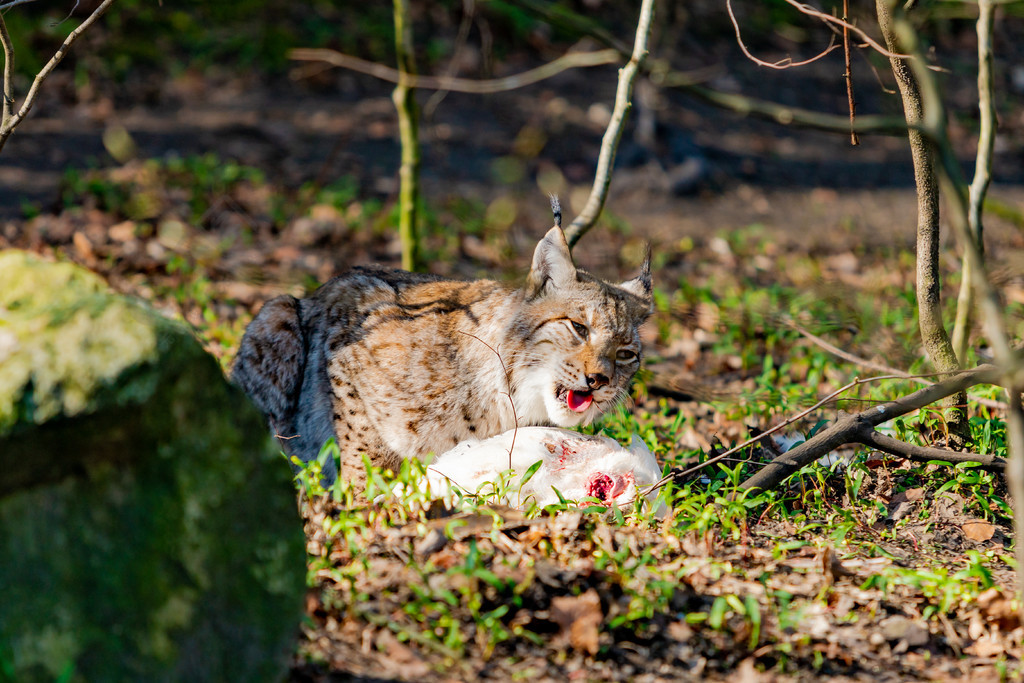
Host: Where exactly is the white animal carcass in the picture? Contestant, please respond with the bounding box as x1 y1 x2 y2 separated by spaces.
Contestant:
425 426 666 514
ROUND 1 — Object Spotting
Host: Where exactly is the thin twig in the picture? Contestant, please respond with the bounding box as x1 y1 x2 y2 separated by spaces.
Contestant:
680 84 909 135
842 0 860 145
779 0 915 62
0 0 40 10
0 0 117 154
726 0 839 70
290 47 621 94
563 0 655 248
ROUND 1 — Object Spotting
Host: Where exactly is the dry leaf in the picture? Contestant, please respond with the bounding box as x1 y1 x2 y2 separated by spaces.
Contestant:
668 620 694 642
550 588 603 656
885 487 922 504
72 231 94 260
962 520 996 542
977 587 1021 630
966 633 1006 658
735 657 769 683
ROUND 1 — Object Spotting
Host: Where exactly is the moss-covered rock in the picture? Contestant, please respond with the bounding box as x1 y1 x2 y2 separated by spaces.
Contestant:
0 250 305 682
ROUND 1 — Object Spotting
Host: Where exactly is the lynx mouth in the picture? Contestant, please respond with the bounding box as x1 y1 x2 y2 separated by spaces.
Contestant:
556 385 593 413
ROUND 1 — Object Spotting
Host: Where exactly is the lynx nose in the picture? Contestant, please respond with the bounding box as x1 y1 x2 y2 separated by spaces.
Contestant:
586 372 610 390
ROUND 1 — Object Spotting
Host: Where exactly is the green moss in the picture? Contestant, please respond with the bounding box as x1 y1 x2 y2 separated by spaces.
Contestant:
0 251 158 431
0 250 304 682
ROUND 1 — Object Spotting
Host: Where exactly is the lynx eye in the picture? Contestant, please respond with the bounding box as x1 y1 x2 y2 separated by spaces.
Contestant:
569 320 589 340
616 348 638 362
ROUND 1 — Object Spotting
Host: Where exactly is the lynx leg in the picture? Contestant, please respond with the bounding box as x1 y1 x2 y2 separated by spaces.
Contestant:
328 370 401 493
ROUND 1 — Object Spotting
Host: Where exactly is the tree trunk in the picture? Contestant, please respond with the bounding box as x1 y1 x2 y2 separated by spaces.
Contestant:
875 0 969 448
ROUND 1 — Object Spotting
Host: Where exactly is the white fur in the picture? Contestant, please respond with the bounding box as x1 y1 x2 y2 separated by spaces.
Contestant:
425 427 667 516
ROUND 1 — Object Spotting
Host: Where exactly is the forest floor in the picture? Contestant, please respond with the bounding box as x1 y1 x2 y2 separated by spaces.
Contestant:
3 10 1024 680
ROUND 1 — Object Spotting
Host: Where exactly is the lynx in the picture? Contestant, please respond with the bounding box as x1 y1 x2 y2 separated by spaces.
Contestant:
232 223 652 488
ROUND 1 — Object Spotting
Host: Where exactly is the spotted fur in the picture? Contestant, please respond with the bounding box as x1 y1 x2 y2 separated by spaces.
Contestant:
232 226 652 488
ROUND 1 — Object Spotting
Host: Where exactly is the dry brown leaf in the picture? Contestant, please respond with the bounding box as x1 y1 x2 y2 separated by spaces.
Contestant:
962 520 996 542
977 587 1021 630
735 657 770 683
550 588 603 656
668 620 694 642
966 633 1006 658
887 487 924 507
72 231 94 261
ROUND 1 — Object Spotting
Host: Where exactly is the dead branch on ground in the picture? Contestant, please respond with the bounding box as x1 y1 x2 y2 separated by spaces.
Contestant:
738 364 1005 495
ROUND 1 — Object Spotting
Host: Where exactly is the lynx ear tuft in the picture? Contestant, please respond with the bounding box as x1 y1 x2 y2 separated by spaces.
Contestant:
527 226 577 298
618 245 652 303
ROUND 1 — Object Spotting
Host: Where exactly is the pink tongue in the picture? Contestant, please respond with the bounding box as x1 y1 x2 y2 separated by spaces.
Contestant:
566 389 593 413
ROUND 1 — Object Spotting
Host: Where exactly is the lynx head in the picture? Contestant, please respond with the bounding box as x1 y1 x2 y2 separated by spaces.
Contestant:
512 226 652 428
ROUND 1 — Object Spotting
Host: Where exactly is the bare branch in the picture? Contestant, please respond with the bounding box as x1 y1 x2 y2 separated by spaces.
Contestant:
643 372 919 495
511 0 912 140
726 0 839 70
842 0 859 145
563 0 655 248
952 0 997 362
677 84 908 135
779 0 913 62
0 0 41 10
0 15 13 131
0 0 117 154
290 47 621 94
857 429 1005 472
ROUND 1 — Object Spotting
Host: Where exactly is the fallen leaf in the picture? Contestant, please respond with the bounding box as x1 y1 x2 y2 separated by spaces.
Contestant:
966 633 1006 658
962 520 996 542
550 588 603 656
977 587 1021 629
72 231 94 261
735 657 769 683
668 620 694 642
